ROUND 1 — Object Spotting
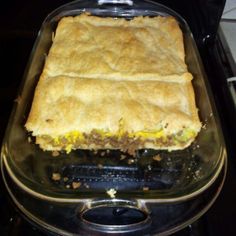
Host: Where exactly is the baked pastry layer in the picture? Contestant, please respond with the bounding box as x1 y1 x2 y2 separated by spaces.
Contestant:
25 76 201 152
43 14 192 83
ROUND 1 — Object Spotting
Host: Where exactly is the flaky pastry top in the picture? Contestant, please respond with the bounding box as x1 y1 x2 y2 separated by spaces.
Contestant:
43 14 191 82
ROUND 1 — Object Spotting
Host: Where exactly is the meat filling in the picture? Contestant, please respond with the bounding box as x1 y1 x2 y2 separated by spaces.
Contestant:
37 129 193 154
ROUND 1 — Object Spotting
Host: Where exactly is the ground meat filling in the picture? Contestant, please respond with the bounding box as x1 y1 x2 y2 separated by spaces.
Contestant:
39 129 189 154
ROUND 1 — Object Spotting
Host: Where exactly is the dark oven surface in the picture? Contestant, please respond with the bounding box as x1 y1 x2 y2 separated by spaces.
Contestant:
1 0 236 235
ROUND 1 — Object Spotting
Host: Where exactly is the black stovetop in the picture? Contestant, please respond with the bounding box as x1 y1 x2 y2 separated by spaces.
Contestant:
1 0 236 235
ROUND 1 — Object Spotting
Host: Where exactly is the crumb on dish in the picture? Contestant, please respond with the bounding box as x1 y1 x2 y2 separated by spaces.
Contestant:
52 173 61 181
106 188 117 198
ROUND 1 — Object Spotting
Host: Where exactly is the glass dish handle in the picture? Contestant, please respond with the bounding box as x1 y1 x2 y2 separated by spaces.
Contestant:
79 199 151 233
98 0 133 6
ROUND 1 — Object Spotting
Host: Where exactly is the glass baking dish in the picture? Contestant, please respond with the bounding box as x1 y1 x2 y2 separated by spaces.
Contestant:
1 0 226 203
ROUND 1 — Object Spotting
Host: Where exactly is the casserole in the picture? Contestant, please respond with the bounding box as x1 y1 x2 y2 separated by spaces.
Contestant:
1 0 225 209
25 13 201 153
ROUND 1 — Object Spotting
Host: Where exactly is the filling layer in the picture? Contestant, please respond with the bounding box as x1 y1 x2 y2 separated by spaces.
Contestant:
37 128 196 154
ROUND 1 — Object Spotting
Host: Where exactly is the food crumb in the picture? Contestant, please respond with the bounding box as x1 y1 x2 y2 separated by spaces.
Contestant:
14 96 22 104
120 154 126 160
72 181 81 189
152 154 162 161
27 136 32 143
93 150 98 155
98 164 103 169
127 159 134 164
106 188 117 198
84 183 90 189
66 184 70 189
143 187 149 191
52 173 61 181
63 177 69 182
195 170 200 177
52 151 60 157
52 32 55 42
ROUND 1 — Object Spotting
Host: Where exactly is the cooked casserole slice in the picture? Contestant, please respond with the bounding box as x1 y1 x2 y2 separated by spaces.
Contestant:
25 76 201 153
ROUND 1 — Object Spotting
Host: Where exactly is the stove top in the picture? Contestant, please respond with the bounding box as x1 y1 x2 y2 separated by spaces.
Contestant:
1 0 236 235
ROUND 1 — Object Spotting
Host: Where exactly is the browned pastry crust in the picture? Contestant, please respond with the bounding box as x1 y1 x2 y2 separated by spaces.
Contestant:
43 13 192 82
25 13 201 153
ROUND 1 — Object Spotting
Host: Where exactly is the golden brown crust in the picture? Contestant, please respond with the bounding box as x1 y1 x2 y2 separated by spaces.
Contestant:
43 14 190 82
26 76 201 135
